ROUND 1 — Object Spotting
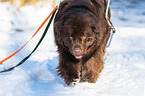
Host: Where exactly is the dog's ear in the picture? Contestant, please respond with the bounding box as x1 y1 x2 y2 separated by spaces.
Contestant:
59 1 69 11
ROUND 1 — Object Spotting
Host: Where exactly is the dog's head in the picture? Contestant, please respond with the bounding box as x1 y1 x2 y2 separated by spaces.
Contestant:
60 12 101 59
54 0 111 60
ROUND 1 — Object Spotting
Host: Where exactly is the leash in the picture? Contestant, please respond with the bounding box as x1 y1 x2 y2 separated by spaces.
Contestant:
105 0 116 47
0 7 58 73
57 0 61 9
103 0 115 61
0 7 57 65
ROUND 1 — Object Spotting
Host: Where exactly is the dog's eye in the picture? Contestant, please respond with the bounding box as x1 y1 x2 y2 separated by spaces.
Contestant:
69 37 73 40
81 36 86 40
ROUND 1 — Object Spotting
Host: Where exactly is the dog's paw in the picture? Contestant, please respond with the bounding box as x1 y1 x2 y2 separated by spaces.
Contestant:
65 78 80 86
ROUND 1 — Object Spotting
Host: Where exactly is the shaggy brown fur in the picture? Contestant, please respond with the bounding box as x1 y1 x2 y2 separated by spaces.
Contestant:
54 0 112 85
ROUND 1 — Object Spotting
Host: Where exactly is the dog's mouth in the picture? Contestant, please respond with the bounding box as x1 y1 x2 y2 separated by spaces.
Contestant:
74 55 83 59
71 48 84 59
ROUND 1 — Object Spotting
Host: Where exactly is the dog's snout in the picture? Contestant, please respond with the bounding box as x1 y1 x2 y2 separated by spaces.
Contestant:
74 49 81 55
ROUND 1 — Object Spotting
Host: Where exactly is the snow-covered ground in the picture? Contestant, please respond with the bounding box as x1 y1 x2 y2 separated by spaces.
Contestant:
0 1 145 96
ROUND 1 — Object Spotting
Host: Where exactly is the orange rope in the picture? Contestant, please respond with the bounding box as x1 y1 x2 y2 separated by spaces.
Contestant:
0 6 58 64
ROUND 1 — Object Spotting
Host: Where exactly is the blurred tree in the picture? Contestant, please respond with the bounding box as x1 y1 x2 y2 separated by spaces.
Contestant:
19 0 25 6
0 0 58 6
25 0 38 5
0 0 14 4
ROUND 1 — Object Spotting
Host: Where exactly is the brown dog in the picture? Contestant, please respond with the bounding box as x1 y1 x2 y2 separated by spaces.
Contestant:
54 0 111 85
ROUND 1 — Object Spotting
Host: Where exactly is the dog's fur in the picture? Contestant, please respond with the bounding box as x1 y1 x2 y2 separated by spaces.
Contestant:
54 0 111 85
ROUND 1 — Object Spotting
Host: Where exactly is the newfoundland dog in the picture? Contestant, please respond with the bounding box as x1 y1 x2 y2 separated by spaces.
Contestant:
54 0 112 85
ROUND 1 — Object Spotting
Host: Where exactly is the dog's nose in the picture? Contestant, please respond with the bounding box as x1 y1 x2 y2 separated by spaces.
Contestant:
74 49 81 55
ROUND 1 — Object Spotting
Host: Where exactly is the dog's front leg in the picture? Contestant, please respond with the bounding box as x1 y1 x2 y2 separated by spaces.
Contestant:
80 49 104 83
57 49 81 85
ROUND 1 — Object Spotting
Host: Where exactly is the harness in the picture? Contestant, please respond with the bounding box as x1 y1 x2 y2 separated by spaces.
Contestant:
104 0 116 47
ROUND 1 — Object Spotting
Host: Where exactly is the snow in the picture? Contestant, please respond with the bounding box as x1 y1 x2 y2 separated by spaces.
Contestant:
0 1 145 96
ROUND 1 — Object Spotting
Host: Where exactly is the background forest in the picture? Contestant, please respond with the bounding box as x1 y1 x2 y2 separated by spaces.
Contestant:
0 0 57 6
0 0 144 7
